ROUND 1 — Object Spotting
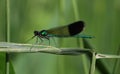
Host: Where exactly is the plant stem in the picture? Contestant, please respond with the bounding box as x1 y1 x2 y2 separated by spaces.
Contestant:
6 0 10 73
0 42 92 54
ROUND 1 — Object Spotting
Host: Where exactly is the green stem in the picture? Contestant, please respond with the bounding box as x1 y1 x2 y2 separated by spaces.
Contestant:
6 0 10 42
6 0 10 74
72 0 88 74
72 0 79 20
89 52 96 74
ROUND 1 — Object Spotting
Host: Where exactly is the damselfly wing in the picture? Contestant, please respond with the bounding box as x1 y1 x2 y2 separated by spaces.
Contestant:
34 21 85 39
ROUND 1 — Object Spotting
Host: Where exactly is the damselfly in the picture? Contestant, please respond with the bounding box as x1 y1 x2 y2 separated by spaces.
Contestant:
29 21 94 45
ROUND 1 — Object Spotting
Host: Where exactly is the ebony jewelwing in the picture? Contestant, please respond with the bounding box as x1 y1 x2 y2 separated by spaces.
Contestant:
29 21 93 44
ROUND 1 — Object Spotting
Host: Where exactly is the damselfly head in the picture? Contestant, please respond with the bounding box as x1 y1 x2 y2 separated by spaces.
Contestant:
34 31 39 36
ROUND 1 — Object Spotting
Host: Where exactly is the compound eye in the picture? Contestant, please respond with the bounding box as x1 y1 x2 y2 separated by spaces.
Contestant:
34 31 39 36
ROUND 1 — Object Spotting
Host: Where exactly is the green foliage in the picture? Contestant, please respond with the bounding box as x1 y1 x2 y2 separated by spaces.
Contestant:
0 53 6 74
0 0 120 74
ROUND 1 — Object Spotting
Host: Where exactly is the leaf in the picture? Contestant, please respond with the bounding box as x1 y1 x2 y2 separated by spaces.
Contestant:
0 53 6 74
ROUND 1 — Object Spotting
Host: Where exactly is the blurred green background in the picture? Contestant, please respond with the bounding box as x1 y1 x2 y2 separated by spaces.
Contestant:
0 0 120 74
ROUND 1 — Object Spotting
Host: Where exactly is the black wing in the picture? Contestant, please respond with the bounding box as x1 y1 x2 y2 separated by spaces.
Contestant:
47 21 85 36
